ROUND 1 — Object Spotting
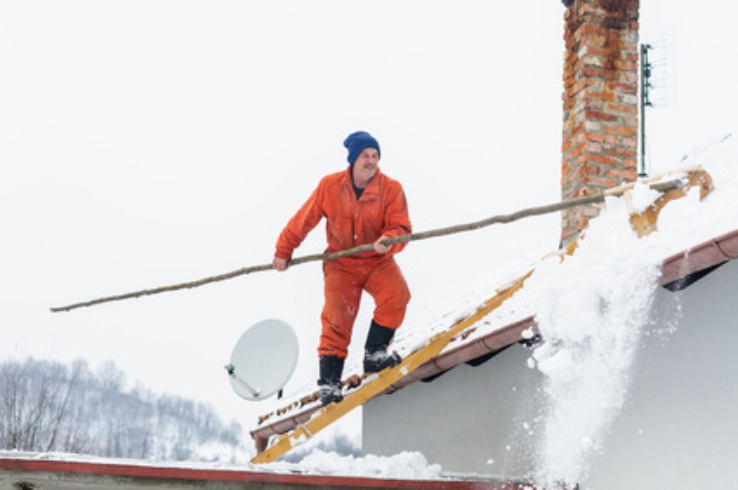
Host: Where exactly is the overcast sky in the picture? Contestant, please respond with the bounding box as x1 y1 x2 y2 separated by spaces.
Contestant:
2 0 737 441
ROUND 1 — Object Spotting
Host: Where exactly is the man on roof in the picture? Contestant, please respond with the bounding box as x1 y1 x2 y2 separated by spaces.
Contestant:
272 131 412 405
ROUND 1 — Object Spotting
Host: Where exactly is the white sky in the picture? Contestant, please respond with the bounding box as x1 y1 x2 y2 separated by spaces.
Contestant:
2 0 737 446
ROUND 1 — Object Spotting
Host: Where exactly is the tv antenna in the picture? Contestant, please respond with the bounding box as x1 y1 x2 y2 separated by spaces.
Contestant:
640 32 677 177
225 319 299 401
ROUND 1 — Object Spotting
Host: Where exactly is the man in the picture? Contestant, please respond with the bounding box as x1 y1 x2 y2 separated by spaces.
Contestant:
272 131 412 405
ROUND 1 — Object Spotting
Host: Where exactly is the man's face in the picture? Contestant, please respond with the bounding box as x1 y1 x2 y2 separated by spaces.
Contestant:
352 148 379 184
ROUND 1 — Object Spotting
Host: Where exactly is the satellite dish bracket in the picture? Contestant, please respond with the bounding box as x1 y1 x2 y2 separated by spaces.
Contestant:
224 364 262 397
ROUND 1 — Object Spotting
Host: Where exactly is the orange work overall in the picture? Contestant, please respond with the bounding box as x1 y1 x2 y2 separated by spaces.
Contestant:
274 168 412 359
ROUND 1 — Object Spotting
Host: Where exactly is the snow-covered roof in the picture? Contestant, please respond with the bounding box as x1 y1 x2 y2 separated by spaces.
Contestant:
251 135 738 456
0 450 534 489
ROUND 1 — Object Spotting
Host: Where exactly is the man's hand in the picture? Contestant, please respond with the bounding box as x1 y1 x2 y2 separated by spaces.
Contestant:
373 235 392 254
272 257 289 271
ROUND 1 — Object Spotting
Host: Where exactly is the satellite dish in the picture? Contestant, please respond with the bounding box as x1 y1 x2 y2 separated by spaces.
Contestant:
225 318 299 401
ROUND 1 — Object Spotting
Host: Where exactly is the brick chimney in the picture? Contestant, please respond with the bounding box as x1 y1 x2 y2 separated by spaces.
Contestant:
560 0 640 245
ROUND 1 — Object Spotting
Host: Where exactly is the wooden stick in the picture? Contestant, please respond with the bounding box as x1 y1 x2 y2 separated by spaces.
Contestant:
49 179 683 313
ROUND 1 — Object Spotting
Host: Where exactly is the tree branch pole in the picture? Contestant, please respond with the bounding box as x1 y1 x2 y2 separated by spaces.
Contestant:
49 179 682 313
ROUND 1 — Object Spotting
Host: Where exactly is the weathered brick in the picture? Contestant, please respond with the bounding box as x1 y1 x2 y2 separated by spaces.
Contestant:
583 109 620 122
583 163 604 175
607 145 637 158
617 93 639 105
581 65 607 78
610 82 638 94
614 60 639 72
584 120 604 133
606 102 638 115
623 158 638 170
585 175 618 188
575 131 590 144
569 142 587 157
586 132 607 143
618 71 639 84
577 152 618 166
605 124 637 136
604 168 638 180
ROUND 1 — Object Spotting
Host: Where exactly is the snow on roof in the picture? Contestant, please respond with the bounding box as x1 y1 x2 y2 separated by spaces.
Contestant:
0 450 536 488
409 137 736 362
252 135 738 459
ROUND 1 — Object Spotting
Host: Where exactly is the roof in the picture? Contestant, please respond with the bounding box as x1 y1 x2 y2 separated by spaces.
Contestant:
0 452 537 490
249 160 738 461
251 227 738 451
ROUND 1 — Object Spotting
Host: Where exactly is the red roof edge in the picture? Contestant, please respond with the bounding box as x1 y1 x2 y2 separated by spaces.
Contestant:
658 228 738 285
0 455 536 490
383 316 538 394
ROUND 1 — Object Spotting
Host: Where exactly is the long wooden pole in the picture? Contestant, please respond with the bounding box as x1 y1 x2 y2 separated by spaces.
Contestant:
49 179 682 313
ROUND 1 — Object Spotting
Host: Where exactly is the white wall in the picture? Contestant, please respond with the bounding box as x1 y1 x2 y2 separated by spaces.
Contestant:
363 259 738 488
584 258 738 489
363 341 546 478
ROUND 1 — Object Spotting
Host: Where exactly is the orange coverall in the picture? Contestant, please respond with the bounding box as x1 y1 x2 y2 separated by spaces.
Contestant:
275 167 412 359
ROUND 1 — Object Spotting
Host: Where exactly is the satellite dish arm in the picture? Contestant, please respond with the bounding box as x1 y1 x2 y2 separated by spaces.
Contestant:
225 364 262 397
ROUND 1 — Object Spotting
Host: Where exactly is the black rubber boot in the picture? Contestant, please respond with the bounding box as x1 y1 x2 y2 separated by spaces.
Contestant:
317 356 345 405
363 320 401 374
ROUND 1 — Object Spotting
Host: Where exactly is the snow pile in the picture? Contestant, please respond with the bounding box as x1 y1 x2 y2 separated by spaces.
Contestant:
524 193 663 486
655 134 738 248
518 135 738 486
628 181 662 213
260 450 445 480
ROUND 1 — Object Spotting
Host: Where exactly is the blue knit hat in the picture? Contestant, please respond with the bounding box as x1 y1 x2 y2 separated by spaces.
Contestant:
343 131 381 166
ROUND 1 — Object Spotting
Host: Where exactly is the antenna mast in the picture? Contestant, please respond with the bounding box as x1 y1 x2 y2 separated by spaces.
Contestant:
639 33 677 178
639 43 653 178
